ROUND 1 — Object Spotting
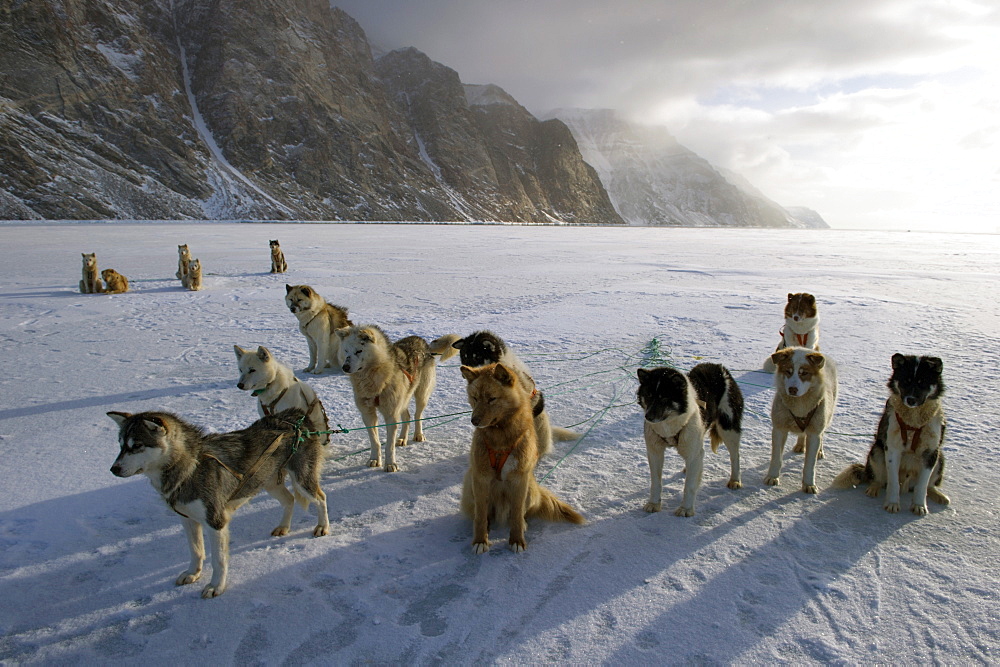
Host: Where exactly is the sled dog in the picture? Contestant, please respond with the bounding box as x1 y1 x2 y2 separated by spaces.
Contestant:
270 239 287 273
285 284 352 374
833 354 949 514
337 324 460 471
101 268 129 294
235 344 330 446
80 253 103 293
182 258 203 291
636 363 744 517
108 407 329 598
765 348 838 493
763 293 820 372
176 244 191 281
452 330 578 457
460 363 585 553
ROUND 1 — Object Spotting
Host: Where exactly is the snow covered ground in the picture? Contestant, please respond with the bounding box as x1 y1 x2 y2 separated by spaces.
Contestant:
1 223 998 664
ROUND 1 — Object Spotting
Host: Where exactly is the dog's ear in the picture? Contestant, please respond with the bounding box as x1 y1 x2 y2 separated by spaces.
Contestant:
923 356 943 374
890 353 907 372
359 330 374 343
301 286 312 296
805 352 826 370
804 293 816 305
256 346 271 362
141 416 168 434
107 411 132 426
234 345 248 359
637 368 651 383
492 363 515 386
460 365 479 382
452 337 466 350
787 293 794 301
770 349 792 367
285 284 293 294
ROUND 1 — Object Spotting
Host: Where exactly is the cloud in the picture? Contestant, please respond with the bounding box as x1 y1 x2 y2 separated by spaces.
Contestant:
333 0 1000 231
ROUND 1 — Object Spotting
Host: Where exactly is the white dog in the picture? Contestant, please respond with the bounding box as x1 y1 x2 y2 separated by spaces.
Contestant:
234 345 330 446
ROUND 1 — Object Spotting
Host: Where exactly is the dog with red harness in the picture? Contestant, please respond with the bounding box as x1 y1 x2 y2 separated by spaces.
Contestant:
763 292 820 372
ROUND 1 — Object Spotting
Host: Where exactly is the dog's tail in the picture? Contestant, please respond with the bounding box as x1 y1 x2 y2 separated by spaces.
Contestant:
831 462 869 489
551 426 580 442
530 487 586 525
429 333 462 362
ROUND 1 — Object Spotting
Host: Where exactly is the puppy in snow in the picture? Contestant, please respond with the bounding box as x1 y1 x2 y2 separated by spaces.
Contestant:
763 292 820 372
636 363 744 517
833 354 949 515
765 348 838 494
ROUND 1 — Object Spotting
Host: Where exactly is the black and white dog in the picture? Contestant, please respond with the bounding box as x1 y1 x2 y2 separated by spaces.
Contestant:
453 331 578 457
834 354 949 515
636 363 744 517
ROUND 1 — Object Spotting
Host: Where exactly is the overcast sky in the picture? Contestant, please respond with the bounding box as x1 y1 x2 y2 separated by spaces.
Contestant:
333 0 999 232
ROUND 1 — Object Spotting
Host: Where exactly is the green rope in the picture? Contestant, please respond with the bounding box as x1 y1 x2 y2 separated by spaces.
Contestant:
539 379 626 483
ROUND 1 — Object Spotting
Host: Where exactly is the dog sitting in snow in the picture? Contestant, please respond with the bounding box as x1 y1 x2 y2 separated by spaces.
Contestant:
460 362 585 553
285 284 352 374
182 259 203 291
101 268 129 294
765 348 838 494
176 244 191 281
452 330 578 457
636 363 744 517
80 253 103 293
833 354 949 515
270 239 287 273
763 292 820 372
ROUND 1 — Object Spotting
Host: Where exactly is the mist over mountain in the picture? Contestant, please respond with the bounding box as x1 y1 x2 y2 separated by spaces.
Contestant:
0 1 820 227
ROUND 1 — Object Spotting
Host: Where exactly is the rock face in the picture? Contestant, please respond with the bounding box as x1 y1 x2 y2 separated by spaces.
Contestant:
552 108 828 228
0 1 621 223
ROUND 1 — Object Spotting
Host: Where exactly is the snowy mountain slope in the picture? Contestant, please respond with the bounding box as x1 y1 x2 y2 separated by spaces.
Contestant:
0 223 996 663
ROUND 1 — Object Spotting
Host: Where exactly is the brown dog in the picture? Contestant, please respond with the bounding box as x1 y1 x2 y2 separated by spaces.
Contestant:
101 268 129 294
460 363 585 554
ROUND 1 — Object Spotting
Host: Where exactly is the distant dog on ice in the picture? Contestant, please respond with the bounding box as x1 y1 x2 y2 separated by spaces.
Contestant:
80 253 103 293
176 244 191 281
108 407 329 598
460 363 585 553
234 344 330 446
337 324 460 471
285 284 352 374
182 258 203 291
452 330 578 457
101 268 129 294
269 239 287 273
763 292 820 372
765 348 838 494
636 363 744 517
833 354 949 515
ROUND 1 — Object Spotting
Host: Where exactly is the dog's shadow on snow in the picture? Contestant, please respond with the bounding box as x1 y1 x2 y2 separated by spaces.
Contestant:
0 382 230 421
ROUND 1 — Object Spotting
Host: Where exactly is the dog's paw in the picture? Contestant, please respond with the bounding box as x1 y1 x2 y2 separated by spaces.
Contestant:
302 366 315 373
674 506 695 517
509 539 526 553
200 584 224 599
367 458 381 468
764 475 780 486
642 501 661 513
792 442 805 454
473 541 490 555
271 525 290 537
412 433 427 442
175 570 202 586
802 484 818 494
911 503 929 516
383 463 399 473
865 484 882 498
395 438 408 447
884 501 900 513
313 524 330 537
727 479 743 490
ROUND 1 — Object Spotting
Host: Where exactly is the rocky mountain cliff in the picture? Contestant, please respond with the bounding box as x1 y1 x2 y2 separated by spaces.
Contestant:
0 0 622 223
551 108 828 228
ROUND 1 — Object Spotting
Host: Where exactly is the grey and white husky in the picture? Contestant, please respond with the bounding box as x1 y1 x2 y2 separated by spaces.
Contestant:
108 408 329 598
452 330 579 457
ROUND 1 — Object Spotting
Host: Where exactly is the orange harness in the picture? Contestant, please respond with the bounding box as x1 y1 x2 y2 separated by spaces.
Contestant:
779 327 810 347
487 446 512 480
895 412 924 452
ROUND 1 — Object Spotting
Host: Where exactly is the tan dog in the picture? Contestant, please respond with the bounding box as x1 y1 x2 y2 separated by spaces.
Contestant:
285 284 352 374
270 239 287 273
763 292 820 372
101 268 129 294
80 253 103 293
182 259 203 291
765 348 838 493
460 363 585 554
337 325 460 472
176 244 191 281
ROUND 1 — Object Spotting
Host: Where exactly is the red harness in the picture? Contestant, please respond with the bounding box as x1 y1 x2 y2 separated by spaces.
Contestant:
487 446 512 480
895 412 924 452
779 326 810 347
